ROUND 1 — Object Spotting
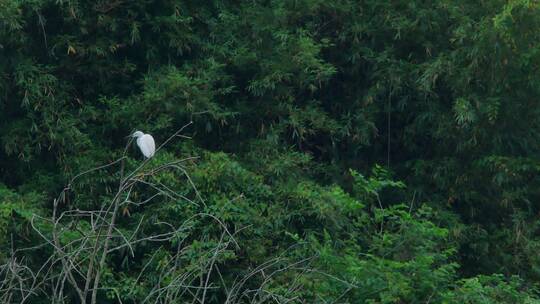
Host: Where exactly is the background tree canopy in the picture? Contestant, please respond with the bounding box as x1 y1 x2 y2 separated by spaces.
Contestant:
2 0 540 303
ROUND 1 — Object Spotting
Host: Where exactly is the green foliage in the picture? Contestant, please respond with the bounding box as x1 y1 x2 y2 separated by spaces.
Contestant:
2 0 540 302
443 275 540 304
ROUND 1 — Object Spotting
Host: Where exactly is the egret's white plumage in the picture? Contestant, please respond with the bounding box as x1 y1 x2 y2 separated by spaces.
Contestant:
132 131 155 158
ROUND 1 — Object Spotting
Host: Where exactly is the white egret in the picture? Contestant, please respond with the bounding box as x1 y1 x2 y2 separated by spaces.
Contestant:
132 131 156 158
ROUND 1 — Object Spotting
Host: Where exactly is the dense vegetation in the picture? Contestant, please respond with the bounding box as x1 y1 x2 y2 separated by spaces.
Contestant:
2 0 540 302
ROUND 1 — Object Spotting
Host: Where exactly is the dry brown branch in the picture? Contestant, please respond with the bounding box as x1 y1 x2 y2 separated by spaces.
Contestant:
1 123 360 303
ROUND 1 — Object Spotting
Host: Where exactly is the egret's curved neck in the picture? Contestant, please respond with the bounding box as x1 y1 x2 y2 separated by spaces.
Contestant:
133 131 144 138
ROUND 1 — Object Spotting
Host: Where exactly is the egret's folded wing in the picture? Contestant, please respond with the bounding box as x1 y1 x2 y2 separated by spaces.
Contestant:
140 134 155 158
